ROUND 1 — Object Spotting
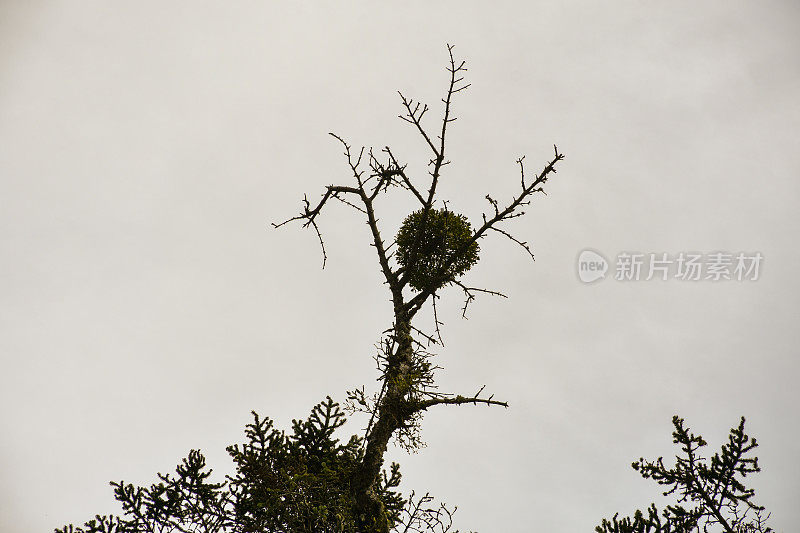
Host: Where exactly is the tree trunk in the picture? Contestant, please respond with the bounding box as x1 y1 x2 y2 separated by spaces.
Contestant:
352 318 415 532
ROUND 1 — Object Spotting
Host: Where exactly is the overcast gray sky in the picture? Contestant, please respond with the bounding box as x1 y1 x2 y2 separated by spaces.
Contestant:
1 2 798 532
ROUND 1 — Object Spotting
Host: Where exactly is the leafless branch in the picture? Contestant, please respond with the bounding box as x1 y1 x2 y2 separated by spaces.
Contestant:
397 491 459 533
333 193 367 214
488 225 535 261
431 295 444 346
414 385 509 411
385 147 425 205
410 325 439 347
453 280 508 319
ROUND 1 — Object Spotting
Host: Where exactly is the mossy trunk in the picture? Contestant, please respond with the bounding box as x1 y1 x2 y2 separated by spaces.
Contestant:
352 317 415 532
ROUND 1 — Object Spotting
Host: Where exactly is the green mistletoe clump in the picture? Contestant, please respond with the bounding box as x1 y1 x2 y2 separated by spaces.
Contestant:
396 208 480 292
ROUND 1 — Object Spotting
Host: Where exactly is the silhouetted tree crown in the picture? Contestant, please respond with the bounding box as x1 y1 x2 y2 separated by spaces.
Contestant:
58 44 564 533
596 416 774 533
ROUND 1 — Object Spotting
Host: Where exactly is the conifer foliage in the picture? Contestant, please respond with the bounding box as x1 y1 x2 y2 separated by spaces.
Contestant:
596 416 774 533
57 398 404 533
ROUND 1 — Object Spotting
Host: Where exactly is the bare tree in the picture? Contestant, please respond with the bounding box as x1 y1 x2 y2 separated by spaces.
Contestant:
275 44 565 532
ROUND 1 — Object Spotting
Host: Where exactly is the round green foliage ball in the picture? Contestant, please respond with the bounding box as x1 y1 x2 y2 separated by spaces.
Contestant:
395 208 480 292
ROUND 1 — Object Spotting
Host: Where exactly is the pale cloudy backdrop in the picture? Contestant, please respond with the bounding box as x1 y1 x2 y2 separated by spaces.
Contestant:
1 2 798 532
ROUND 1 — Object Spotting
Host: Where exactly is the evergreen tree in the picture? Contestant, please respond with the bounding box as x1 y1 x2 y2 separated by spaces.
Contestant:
596 416 774 533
